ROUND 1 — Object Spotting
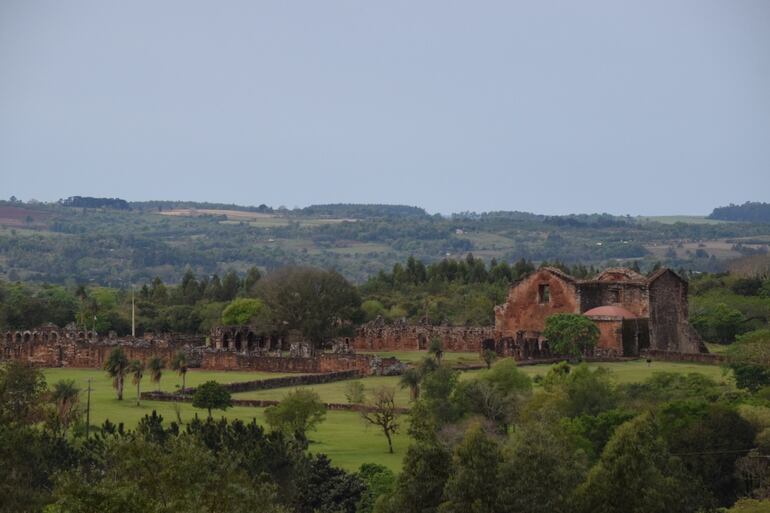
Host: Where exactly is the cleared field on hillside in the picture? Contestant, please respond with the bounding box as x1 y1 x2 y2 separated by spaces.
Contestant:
159 208 355 228
42 360 730 471
637 215 730 225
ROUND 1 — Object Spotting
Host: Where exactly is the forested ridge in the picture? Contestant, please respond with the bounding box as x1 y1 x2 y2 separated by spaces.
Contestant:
1 198 769 286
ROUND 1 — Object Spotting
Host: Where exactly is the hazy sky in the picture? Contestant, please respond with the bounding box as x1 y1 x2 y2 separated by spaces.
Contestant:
1 1 769 215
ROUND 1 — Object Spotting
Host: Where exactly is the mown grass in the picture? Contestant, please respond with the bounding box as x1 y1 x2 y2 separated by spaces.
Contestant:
41 359 731 471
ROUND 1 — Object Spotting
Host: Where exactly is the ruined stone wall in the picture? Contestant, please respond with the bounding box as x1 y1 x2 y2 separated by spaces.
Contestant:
577 281 649 318
648 270 705 353
494 268 580 339
592 318 624 357
0 338 187 368
351 321 494 352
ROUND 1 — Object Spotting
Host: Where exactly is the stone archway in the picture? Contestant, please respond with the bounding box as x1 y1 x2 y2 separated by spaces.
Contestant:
222 333 230 349
246 331 255 351
23 332 31 343
234 332 242 351
15 332 22 343
4 332 11 343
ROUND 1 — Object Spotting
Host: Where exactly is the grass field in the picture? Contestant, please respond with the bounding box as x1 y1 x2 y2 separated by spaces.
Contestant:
636 215 730 225
360 350 485 366
41 359 731 471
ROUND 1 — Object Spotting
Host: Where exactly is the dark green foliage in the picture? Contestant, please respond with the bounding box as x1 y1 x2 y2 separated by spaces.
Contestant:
357 464 396 513
293 454 365 513
709 202 770 223
191 381 232 417
732 364 770 392
659 401 756 506
0 361 48 425
575 414 713 513
377 442 452 513
543 314 600 358
439 424 501 513
544 363 617 417
257 267 361 347
497 419 588 513
264 389 327 443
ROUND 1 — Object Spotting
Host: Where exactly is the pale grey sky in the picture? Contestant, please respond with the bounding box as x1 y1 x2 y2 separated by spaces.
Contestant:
1 0 768 215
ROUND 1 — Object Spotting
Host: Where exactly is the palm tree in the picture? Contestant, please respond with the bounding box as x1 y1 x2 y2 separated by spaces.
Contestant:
104 348 129 400
129 360 145 406
171 351 189 393
428 337 444 364
51 379 80 431
148 356 164 391
399 368 422 401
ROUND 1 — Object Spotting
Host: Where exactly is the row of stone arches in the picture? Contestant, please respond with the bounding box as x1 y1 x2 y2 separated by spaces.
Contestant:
3 330 97 345
220 331 282 352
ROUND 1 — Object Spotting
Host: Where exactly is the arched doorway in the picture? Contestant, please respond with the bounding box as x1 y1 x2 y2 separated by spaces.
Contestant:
234 332 242 351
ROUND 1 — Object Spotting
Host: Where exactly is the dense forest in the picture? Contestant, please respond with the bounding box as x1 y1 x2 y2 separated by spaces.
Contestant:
710 202 770 223
2 253 769 350
2 198 770 286
6 337 770 512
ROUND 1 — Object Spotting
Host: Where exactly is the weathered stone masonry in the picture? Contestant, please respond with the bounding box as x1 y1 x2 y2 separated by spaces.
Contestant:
351 318 495 352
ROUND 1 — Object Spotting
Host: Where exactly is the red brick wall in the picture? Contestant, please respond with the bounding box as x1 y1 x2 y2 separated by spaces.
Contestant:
495 269 580 338
351 324 493 352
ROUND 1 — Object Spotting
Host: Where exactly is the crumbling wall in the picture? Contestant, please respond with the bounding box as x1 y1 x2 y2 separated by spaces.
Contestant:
494 268 580 339
577 281 649 318
351 319 494 352
648 269 706 353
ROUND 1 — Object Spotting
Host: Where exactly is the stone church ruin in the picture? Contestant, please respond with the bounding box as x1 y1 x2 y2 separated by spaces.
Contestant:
352 267 707 360
1 267 708 371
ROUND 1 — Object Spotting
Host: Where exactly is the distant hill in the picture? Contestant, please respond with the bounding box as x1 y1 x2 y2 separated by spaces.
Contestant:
709 202 770 223
300 203 428 218
59 196 130 210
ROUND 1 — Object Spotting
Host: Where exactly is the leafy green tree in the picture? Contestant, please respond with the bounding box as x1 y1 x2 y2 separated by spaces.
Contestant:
104 348 129 401
128 360 145 406
0 361 47 425
357 464 396 513
221 298 270 326
257 267 361 349
192 381 233 418
50 435 286 513
171 351 189 392
50 380 81 432
481 349 497 369
543 313 599 358
344 381 366 404
439 424 501 513
292 454 365 513
454 358 532 433
496 419 587 513
376 442 452 513
659 401 756 507
428 337 444 364
399 368 422 401
728 330 770 391
574 414 711 513
265 389 326 444
147 356 164 391
361 300 387 322
544 363 616 418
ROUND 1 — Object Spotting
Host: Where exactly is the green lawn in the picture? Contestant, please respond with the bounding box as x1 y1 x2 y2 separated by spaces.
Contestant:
41 359 731 472
361 350 483 366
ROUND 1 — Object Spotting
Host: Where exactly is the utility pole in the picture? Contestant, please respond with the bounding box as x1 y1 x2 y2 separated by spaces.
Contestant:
85 377 92 439
131 285 136 338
